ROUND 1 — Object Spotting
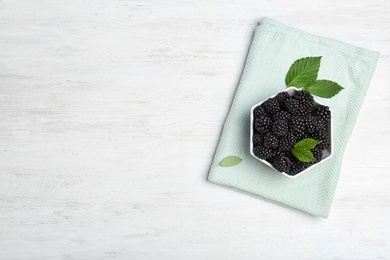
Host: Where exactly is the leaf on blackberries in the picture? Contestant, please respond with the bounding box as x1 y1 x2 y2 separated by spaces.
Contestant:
291 147 315 163
291 138 320 163
294 138 320 150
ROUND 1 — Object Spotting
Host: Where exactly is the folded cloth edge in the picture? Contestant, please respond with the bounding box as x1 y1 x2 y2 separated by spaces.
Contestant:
259 18 380 60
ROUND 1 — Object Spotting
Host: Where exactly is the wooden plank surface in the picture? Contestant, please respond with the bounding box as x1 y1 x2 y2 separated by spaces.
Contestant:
0 0 389 259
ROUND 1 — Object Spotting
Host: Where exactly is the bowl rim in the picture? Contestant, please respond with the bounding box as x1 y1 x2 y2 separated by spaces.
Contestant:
250 86 333 179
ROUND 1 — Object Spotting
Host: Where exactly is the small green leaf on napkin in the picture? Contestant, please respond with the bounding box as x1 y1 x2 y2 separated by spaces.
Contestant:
304 80 344 98
219 156 242 167
291 138 320 163
285 56 321 87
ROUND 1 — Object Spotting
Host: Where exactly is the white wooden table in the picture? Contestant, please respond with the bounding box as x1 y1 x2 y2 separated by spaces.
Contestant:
1 1 389 259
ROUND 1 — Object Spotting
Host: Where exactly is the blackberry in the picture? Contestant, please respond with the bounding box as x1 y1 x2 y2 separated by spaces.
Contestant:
305 119 316 133
279 132 298 151
296 102 310 116
263 132 279 149
262 98 281 115
317 118 326 131
275 92 290 106
305 116 325 134
284 98 303 115
272 119 289 137
312 146 323 162
253 105 267 118
273 111 291 122
285 163 298 175
286 161 308 175
272 153 293 172
293 130 306 140
289 115 306 132
253 146 275 159
252 133 264 146
294 90 314 110
312 105 331 122
254 116 272 133
311 129 330 150
266 153 279 165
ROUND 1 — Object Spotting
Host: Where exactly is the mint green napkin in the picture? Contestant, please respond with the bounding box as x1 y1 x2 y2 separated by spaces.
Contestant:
208 18 379 218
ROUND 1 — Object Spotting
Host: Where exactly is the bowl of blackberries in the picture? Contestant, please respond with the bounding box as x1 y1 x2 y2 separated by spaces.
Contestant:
250 87 332 178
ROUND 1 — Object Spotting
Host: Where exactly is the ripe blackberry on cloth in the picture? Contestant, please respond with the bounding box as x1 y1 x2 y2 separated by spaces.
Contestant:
254 116 272 133
289 115 306 132
312 146 323 162
305 115 326 134
311 129 330 150
275 92 290 105
253 146 275 159
312 105 331 122
278 132 298 151
262 97 281 114
271 153 293 172
284 98 301 115
252 133 264 146
253 105 268 118
263 132 279 149
273 111 291 122
272 119 289 136
286 161 309 176
294 90 314 110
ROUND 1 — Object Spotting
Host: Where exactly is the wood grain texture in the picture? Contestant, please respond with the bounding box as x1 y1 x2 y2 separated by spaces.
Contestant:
0 0 389 259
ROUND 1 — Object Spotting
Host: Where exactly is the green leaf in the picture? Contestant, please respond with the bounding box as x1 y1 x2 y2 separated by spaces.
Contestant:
285 56 322 87
291 147 315 163
291 138 320 163
304 80 344 98
219 156 242 167
294 138 320 150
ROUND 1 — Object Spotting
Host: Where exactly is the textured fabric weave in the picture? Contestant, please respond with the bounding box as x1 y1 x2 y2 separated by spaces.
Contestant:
208 18 379 218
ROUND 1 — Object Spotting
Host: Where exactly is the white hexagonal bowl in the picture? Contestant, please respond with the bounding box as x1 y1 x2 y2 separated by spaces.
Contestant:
250 87 333 178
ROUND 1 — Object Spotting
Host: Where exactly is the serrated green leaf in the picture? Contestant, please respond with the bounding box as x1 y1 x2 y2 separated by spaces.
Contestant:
291 147 315 163
285 56 322 87
294 138 320 150
304 80 344 98
219 156 242 167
